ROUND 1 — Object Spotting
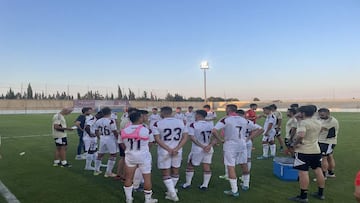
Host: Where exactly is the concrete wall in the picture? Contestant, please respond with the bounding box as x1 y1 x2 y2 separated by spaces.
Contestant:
0 99 360 114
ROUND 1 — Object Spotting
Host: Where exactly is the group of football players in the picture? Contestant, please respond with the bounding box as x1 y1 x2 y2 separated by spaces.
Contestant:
53 102 340 203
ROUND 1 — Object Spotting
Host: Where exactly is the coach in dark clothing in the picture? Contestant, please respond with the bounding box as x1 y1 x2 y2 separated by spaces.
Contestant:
74 107 93 160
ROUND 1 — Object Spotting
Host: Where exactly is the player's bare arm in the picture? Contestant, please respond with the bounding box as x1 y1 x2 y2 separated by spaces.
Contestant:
190 135 206 149
264 123 273 136
74 121 83 131
204 138 217 153
289 127 297 140
84 125 94 137
292 131 305 147
154 134 173 154
277 118 282 128
119 143 126 151
113 130 119 139
54 124 73 131
173 133 188 154
248 128 264 141
211 129 223 143
95 129 100 137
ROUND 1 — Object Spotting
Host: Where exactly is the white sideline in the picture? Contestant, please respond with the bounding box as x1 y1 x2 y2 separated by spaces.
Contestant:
1 134 51 139
0 180 20 203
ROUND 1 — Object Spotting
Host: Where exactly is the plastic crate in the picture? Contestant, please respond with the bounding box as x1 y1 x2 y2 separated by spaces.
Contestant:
273 157 298 181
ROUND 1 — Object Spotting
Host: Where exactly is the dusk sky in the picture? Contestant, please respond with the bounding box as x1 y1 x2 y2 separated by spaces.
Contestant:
1 0 359 100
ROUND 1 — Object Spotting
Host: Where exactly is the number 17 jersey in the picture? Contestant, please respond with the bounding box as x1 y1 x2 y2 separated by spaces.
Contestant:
188 120 214 153
153 117 187 155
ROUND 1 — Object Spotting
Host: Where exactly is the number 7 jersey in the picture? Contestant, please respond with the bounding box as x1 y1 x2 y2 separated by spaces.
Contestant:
153 117 187 155
214 115 252 152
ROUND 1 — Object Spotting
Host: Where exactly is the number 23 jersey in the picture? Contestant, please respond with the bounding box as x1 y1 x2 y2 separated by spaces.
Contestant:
153 117 187 155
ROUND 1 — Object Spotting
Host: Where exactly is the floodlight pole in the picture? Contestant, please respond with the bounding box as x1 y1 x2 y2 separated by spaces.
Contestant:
200 61 209 104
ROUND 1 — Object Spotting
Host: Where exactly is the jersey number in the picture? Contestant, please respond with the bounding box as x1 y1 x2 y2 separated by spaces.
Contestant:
98 126 111 136
163 128 182 141
200 131 212 143
128 139 141 150
236 126 242 139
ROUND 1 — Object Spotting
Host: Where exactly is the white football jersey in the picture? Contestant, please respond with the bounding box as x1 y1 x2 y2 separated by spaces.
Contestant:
174 113 185 122
205 111 217 127
285 117 298 139
111 112 118 120
188 120 213 153
94 117 117 138
214 115 249 152
245 121 262 138
153 117 187 154
120 124 154 154
264 113 277 136
83 115 96 137
148 114 162 129
185 111 196 124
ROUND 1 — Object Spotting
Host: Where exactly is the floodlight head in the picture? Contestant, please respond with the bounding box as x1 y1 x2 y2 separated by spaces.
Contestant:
200 61 209 69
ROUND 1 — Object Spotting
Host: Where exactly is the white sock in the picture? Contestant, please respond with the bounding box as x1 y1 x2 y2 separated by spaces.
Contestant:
242 174 250 187
144 190 153 200
106 159 116 174
202 173 212 188
92 152 98 160
95 159 101 171
229 178 238 193
61 160 67 165
263 144 269 157
172 177 179 187
123 186 133 201
133 168 142 188
54 160 60 164
85 153 93 168
185 171 194 186
225 165 228 176
270 144 276 156
247 162 252 171
163 179 176 194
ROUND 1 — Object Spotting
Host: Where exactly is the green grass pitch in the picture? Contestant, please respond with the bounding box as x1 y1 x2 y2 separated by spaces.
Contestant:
0 112 359 203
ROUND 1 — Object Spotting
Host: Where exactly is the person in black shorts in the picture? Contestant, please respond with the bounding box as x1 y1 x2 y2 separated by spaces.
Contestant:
289 105 326 202
52 108 74 167
318 108 339 179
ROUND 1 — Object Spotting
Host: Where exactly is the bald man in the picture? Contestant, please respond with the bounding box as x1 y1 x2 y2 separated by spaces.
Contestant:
52 107 74 167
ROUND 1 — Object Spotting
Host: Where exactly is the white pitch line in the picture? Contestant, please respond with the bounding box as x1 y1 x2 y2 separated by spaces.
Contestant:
0 180 20 203
1 134 51 139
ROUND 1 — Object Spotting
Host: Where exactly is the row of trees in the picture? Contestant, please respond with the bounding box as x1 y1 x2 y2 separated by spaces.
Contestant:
0 84 244 102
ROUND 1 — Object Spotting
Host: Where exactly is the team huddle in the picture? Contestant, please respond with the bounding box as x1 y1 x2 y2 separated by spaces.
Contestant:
51 103 340 203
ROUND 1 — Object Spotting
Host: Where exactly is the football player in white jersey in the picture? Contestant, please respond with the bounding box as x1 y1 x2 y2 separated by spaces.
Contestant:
93 107 119 177
132 110 152 192
212 104 255 197
182 110 216 190
148 108 161 130
257 106 277 160
270 104 285 152
116 107 138 181
120 111 158 203
153 106 188 202
174 107 186 124
204 104 217 127
83 111 103 170
284 108 298 156
236 110 263 173
184 106 196 126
